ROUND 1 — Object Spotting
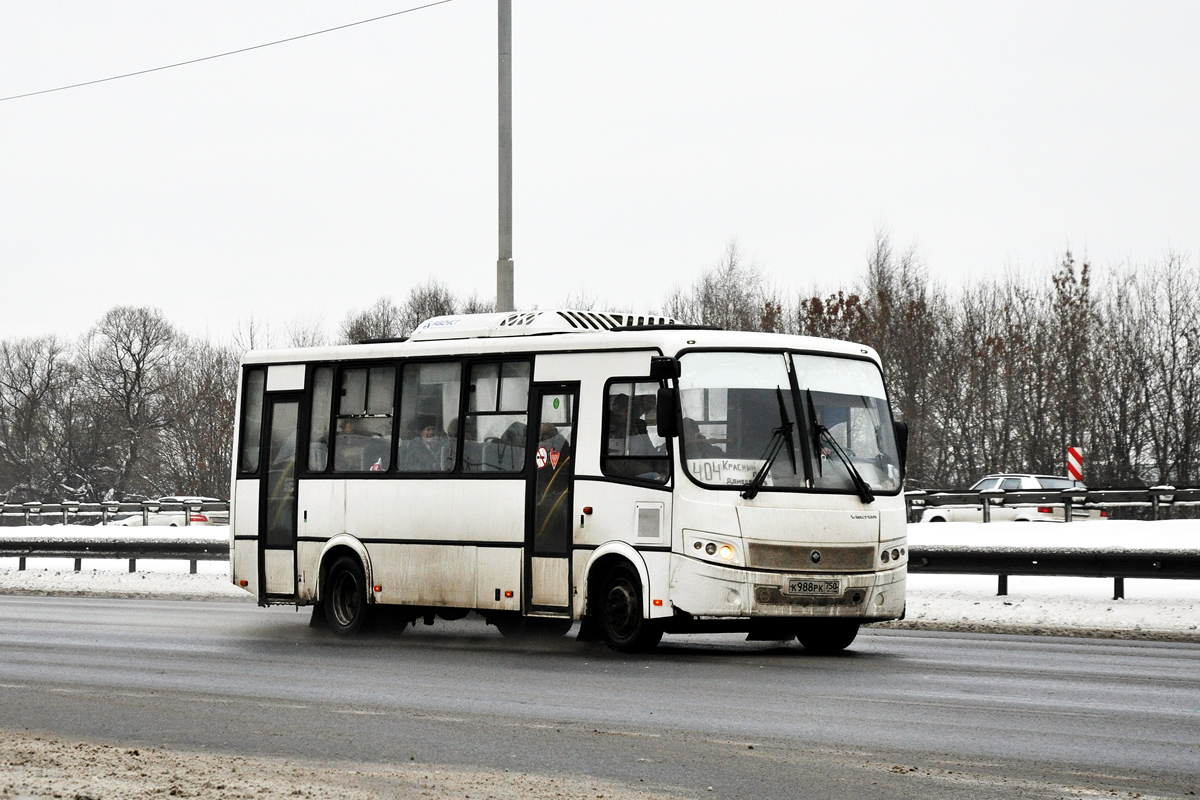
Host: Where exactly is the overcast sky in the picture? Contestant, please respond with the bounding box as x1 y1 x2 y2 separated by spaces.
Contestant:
2 1 1198 342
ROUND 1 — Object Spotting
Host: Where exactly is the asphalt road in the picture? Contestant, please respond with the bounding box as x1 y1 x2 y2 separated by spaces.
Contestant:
0 595 1196 799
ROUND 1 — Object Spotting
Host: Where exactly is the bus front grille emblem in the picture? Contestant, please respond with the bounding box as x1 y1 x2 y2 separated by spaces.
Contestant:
810 550 822 564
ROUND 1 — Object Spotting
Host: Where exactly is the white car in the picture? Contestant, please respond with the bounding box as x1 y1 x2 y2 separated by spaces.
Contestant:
920 474 1109 522
110 496 227 527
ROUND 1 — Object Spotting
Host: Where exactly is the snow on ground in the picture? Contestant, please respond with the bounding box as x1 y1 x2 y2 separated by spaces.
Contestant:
1 521 1198 641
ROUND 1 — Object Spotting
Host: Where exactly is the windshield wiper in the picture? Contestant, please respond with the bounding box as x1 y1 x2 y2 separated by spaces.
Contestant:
806 389 874 504
741 387 795 500
818 427 875 504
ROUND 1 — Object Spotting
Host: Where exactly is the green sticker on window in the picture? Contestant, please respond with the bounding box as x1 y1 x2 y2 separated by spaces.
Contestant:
553 398 560 409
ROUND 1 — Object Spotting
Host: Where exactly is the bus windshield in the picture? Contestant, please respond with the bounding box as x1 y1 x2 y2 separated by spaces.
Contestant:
678 351 902 495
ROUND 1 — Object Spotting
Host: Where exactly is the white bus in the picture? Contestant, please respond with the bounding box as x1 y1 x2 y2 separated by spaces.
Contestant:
230 310 909 652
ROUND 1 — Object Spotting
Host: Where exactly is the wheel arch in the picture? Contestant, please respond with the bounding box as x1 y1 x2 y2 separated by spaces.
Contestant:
316 534 374 604
579 542 650 620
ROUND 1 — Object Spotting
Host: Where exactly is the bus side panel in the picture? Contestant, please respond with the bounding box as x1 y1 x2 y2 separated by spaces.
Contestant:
296 540 323 603
572 480 673 619
298 479 345 543
476 547 522 611
372 544 477 607
341 480 524 542
231 478 259 597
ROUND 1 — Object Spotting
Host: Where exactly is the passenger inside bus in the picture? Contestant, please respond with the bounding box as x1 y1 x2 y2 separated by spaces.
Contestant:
605 391 668 482
682 417 722 458
398 414 451 472
333 416 392 472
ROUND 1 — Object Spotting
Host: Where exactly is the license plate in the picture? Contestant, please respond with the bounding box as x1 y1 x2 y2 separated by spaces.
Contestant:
786 578 841 596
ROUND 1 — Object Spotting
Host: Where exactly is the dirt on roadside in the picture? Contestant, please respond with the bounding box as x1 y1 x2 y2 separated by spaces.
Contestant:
0 729 692 800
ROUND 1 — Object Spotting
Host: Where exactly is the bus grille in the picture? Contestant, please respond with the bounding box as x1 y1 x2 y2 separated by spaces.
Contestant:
747 543 876 572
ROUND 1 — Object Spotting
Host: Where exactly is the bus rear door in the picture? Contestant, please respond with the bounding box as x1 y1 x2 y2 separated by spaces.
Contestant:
261 394 301 600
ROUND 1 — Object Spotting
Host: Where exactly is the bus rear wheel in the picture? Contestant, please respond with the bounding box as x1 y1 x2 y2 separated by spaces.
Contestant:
596 563 662 653
795 620 860 653
326 555 369 636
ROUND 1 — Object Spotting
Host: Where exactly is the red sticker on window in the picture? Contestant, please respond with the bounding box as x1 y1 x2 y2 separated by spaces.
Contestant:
536 446 548 469
550 449 560 469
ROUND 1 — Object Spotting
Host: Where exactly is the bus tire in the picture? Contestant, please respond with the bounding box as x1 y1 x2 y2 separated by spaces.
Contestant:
596 563 662 653
326 555 369 636
795 619 859 654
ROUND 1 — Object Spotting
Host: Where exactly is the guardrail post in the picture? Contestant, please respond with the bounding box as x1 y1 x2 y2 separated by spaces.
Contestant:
18 557 25 571
128 558 136 573
1113 577 1125 600
189 559 198 574
73 558 81 572
1062 488 1088 523
980 489 1005 523
101 502 120 526
1150 486 1175 521
23 502 41 526
141 500 157 527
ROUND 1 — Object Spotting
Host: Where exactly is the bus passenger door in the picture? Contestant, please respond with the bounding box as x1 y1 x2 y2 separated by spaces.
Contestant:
261 396 300 599
525 384 579 616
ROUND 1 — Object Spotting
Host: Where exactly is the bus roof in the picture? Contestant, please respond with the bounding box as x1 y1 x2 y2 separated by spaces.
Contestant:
240 311 882 366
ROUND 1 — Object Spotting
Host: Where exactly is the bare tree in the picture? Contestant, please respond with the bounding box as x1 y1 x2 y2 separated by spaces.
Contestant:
284 315 329 348
231 314 276 353
161 339 238 498
1138 253 1200 484
0 336 71 501
666 241 779 331
79 306 181 499
400 279 459 335
339 297 404 344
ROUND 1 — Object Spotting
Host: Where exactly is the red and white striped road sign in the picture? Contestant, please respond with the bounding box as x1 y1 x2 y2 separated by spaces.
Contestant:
1067 447 1083 481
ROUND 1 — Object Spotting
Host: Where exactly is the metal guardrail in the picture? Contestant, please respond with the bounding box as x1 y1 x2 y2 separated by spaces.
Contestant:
0 536 228 574
0 500 229 527
905 486 1200 522
908 545 1200 600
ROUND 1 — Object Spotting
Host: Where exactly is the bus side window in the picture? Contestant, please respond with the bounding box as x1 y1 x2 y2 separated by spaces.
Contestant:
396 361 462 473
463 361 529 473
239 368 266 474
332 366 396 473
602 380 669 484
307 367 334 472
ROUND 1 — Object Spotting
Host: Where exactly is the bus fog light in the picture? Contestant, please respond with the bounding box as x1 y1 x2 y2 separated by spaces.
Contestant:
718 545 733 560
874 592 885 606
705 543 717 555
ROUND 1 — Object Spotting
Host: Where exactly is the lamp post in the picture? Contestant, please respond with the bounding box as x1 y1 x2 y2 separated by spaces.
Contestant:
496 0 514 312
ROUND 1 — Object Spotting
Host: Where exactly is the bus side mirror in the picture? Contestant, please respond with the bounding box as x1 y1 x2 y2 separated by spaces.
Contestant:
893 420 909 472
649 356 680 381
656 387 679 439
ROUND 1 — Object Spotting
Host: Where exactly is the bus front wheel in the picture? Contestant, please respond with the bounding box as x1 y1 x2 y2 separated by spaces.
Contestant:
326 555 369 636
596 563 662 653
795 619 859 654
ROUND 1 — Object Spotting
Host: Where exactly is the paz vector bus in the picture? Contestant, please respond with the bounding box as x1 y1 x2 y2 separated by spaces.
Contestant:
229 310 909 652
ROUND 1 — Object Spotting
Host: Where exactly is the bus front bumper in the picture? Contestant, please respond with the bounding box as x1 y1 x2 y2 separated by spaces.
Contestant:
667 553 906 622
